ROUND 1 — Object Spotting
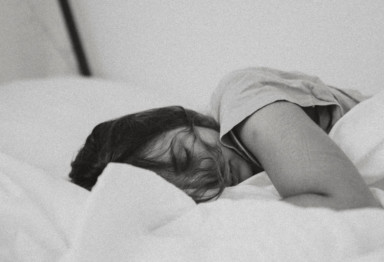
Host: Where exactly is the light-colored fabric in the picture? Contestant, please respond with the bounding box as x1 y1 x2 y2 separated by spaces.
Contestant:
0 77 206 179
330 89 384 185
64 163 384 262
2 87 384 261
62 89 384 261
0 151 88 262
210 67 367 163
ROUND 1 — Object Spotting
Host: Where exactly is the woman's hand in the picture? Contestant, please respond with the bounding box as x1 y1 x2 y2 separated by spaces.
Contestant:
235 101 381 210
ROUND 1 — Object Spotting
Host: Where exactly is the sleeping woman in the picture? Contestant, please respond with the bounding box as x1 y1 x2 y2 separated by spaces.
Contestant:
69 67 381 210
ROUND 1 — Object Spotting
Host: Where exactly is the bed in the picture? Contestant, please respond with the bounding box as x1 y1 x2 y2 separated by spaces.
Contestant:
2 2 384 262
1 77 384 262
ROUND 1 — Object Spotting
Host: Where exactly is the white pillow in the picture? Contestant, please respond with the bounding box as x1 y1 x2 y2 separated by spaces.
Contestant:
0 151 88 257
329 90 384 184
0 77 207 179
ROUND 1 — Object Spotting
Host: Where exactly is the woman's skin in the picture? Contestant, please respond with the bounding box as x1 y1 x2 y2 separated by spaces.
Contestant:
235 101 381 210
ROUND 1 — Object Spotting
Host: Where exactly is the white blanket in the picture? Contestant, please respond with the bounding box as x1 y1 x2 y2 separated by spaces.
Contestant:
63 91 384 262
2 90 384 262
64 164 384 262
0 152 88 262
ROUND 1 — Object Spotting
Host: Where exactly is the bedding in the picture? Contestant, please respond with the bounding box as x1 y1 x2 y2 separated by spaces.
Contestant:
330 89 384 185
0 151 88 262
64 88 384 262
64 164 384 262
1 78 384 261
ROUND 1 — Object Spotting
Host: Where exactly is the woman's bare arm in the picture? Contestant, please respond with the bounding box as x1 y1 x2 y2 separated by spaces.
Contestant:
235 101 381 210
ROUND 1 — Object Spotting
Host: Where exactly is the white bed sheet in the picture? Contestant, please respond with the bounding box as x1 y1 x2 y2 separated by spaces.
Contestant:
64 164 384 262
0 152 88 262
1 81 384 261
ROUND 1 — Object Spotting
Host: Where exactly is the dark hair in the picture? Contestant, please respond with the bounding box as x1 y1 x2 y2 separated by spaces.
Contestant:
69 106 229 202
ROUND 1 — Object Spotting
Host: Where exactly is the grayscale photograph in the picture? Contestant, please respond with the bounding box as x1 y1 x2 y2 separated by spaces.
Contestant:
1 1 384 261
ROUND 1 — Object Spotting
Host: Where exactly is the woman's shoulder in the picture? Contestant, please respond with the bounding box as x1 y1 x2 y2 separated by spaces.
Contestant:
215 66 323 91
211 67 325 106
210 67 274 115
210 67 326 115
210 67 362 140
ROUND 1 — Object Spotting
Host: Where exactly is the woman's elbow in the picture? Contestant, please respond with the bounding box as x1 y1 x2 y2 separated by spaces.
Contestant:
331 192 382 210
282 192 382 210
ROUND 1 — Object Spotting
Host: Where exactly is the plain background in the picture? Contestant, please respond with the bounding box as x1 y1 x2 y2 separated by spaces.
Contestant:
2 0 384 104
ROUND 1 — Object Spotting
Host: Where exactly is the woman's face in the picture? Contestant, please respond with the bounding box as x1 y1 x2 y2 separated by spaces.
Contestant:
146 126 254 186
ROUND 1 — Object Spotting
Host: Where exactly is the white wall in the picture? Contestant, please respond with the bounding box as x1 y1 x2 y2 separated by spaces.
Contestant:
0 0 77 84
72 0 384 107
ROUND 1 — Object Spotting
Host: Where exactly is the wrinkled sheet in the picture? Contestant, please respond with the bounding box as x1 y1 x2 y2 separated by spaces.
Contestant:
330 90 384 185
0 152 88 262
64 164 384 262
2 90 384 262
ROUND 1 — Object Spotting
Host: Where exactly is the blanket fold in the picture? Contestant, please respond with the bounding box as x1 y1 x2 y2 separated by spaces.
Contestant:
65 164 384 262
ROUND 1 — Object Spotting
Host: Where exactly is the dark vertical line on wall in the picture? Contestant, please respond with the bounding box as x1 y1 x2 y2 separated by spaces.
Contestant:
58 0 91 76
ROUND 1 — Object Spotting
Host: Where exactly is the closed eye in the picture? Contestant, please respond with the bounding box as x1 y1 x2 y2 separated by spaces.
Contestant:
174 147 191 172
